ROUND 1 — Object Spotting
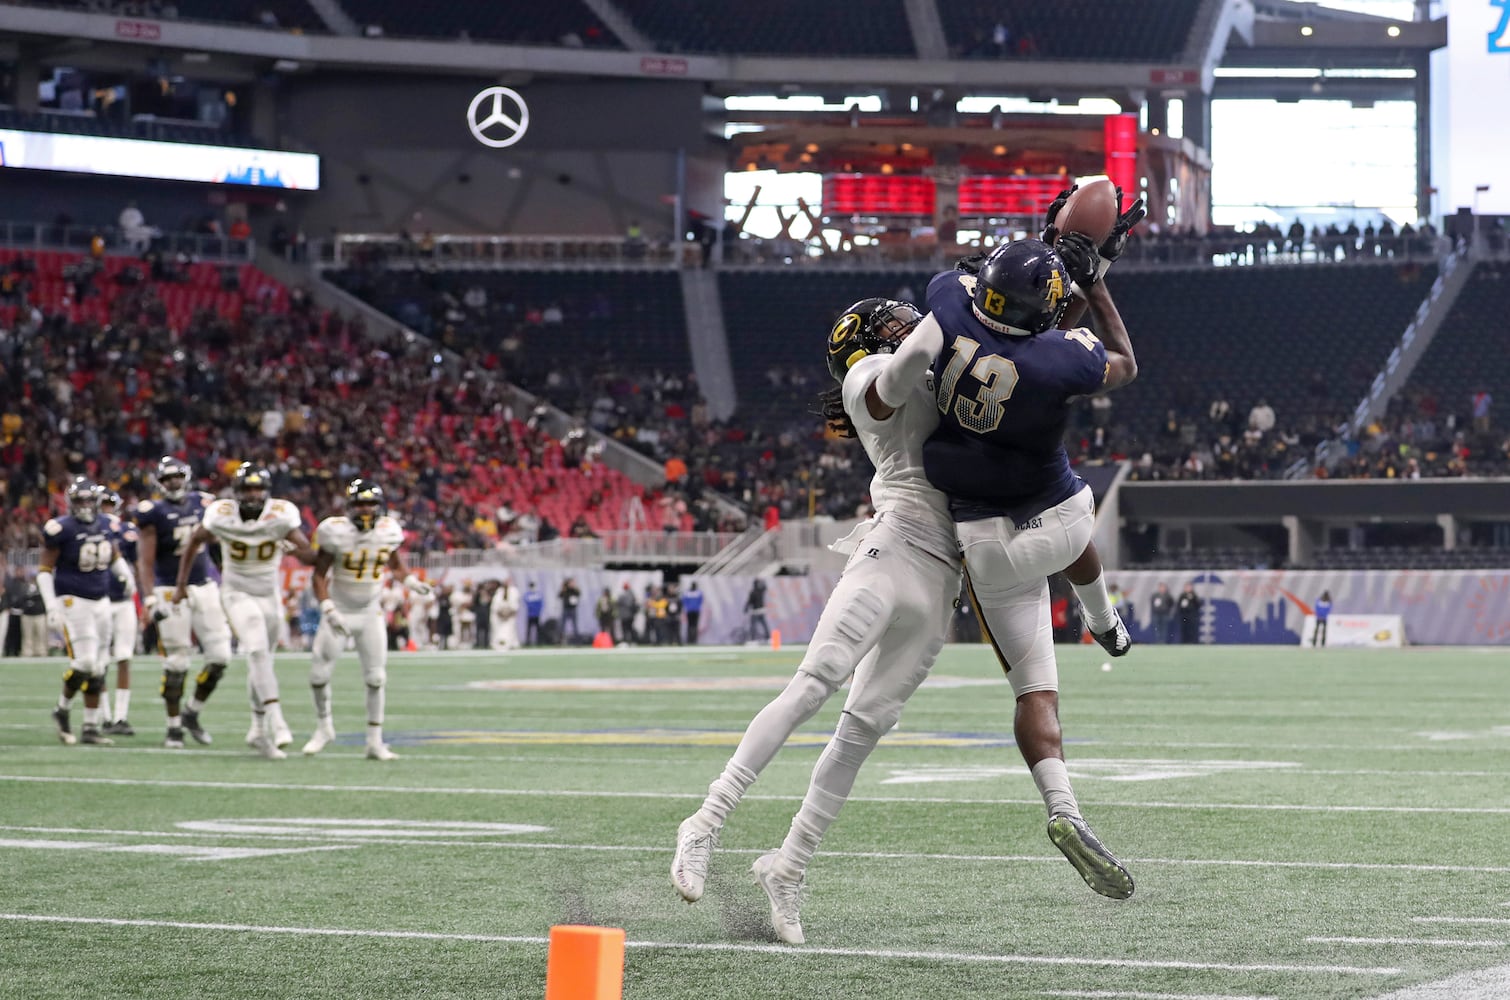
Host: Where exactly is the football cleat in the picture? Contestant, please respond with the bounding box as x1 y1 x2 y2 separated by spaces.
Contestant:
273 722 293 749
52 707 76 745
80 726 114 746
1047 814 1135 900
104 718 135 736
181 709 212 745
365 743 399 761
671 818 718 903
1090 612 1132 658
751 851 806 945
302 722 336 756
164 726 185 750
251 734 287 760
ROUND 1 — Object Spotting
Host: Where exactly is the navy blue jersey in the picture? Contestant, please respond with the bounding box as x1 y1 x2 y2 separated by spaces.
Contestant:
42 515 115 600
135 492 214 587
922 270 1109 523
106 514 140 603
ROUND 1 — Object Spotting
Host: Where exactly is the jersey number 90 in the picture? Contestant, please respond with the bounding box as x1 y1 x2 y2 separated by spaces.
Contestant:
229 540 278 562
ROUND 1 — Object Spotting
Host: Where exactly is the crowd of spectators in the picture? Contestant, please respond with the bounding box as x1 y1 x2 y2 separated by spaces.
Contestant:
0 250 694 556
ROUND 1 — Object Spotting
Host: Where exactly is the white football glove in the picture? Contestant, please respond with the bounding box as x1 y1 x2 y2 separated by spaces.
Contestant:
45 607 64 633
404 576 433 598
320 599 350 637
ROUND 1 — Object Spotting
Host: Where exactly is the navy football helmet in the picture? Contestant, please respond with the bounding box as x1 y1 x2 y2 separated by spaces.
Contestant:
231 462 271 520
826 297 924 383
96 486 122 512
155 456 191 502
969 239 1071 337
346 478 385 532
67 477 100 523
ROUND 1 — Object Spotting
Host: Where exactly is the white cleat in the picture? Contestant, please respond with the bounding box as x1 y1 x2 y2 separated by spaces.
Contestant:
302 723 336 756
751 850 805 945
245 724 259 749
671 818 718 903
365 743 399 761
273 724 293 749
251 734 287 760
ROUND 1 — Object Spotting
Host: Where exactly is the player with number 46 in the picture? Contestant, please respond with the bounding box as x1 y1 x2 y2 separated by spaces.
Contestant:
302 478 430 761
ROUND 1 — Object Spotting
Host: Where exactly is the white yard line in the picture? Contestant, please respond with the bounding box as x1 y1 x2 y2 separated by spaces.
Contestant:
1413 917 1510 926
1364 963 1510 999
0 773 1504 815
1042 992 1277 1000
0 913 1402 975
0 824 1504 875
1308 936 1506 948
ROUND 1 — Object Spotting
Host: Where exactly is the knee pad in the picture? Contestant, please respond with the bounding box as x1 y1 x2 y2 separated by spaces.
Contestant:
783 670 840 719
309 658 336 688
362 665 387 690
160 670 187 703
81 672 108 695
195 661 228 697
165 651 191 674
62 669 85 697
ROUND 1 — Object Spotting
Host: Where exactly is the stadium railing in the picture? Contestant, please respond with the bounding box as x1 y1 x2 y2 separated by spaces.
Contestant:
321 231 1450 274
416 531 746 571
0 219 255 262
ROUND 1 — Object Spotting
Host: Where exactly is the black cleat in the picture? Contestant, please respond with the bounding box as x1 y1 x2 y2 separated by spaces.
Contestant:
53 707 76 745
1048 814 1134 900
164 726 185 749
104 718 135 736
181 709 212 745
1090 612 1132 658
80 726 115 746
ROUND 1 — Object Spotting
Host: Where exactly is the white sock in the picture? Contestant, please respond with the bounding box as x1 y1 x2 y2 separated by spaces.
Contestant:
186 698 206 713
267 701 288 733
312 683 333 722
84 706 102 728
778 714 882 876
1072 571 1117 634
98 689 113 724
694 674 836 832
168 715 182 729
246 649 279 706
364 683 385 734
1031 758 1081 819
366 721 384 747
115 689 131 721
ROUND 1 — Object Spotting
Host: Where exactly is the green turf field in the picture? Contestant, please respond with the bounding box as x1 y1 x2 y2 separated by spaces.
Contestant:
3 643 1509 1000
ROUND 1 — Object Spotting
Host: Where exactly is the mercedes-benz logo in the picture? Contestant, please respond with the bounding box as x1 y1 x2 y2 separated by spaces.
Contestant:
467 86 529 149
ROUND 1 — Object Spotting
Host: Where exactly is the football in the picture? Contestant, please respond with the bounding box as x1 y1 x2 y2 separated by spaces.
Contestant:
1054 178 1120 244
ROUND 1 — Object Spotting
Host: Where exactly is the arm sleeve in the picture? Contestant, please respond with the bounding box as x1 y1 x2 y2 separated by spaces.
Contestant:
37 570 57 611
873 312 944 409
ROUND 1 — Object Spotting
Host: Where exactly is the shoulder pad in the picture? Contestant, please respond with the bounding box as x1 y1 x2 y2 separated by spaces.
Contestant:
196 491 216 503
136 499 156 515
214 500 235 515
44 519 63 537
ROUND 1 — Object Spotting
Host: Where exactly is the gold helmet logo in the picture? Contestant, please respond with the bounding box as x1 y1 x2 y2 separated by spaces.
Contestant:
829 312 861 352
1045 268 1065 308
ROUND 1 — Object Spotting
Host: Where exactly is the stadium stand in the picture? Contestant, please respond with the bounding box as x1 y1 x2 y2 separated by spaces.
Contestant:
939 0 1201 61
337 0 619 45
47 0 325 30
616 0 915 56
0 248 687 553
0 106 250 147
1108 262 1440 477
1396 261 1510 439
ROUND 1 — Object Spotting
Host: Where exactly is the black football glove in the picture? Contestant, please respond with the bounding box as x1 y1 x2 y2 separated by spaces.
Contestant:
1098 187 1147 268
1040 185 1078 244
1055 232 1102 288
954 250 990 275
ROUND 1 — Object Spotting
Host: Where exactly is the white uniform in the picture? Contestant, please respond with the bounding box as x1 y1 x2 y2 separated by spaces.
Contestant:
310 514 404 685
807 352 961 729
491 584 521 650
105 514 138 663
201 497 302 707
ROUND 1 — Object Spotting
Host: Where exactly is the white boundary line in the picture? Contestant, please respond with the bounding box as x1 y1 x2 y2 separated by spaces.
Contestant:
1413 917 1510 926
1308 936 1506 948
1041 992 1278 1000
0 914 1402 975
0 773 1505 814
0 824 1504 875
